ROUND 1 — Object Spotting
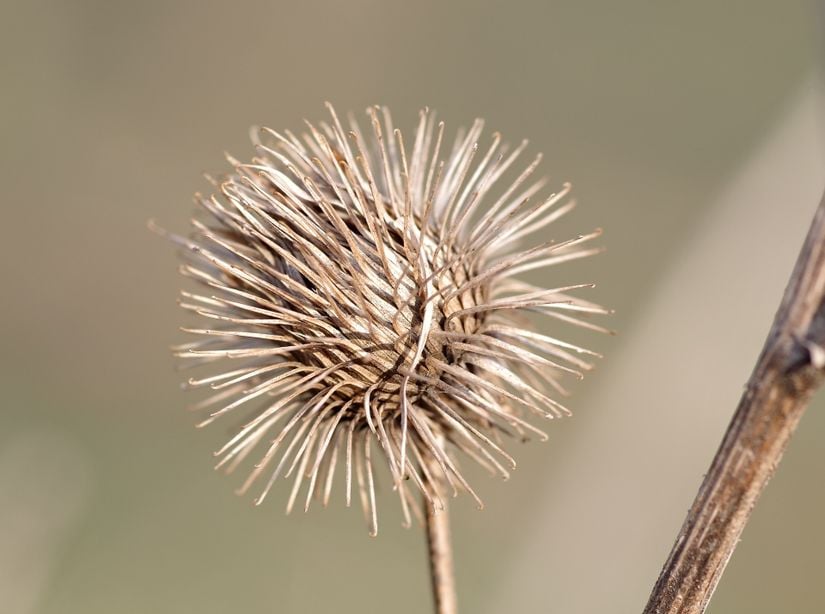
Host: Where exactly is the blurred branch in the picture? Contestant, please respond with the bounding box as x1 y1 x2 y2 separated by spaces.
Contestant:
643 189 825 613
426 501 457 614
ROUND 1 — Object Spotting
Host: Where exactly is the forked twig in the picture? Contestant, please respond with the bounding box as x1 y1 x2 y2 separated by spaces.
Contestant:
644 190 825 613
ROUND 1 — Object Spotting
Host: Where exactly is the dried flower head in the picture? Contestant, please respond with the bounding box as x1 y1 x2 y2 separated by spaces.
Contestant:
166 104 605 535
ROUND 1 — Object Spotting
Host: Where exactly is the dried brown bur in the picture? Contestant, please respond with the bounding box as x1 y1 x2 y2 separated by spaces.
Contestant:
161 103 607 612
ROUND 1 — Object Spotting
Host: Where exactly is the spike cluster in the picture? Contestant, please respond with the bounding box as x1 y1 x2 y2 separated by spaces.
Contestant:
168 104 606 535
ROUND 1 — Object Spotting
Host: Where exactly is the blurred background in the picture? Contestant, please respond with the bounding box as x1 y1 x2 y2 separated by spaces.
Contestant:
1 1 824 612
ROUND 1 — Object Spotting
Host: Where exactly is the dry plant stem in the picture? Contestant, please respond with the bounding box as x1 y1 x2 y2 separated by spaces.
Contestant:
644 191 825 614
426 501 457 614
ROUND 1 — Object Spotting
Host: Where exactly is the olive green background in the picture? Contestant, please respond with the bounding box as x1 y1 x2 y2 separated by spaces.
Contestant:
1 1 824 612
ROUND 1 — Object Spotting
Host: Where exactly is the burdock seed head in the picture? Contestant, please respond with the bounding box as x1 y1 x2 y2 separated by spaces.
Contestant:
166 104 606 536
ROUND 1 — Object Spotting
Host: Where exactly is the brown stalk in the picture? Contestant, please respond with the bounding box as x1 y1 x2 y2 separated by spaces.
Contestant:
426 501 457 614
644 190 825 613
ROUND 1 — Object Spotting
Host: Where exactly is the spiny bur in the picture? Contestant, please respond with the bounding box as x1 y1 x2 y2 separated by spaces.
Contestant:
162 104 607 536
